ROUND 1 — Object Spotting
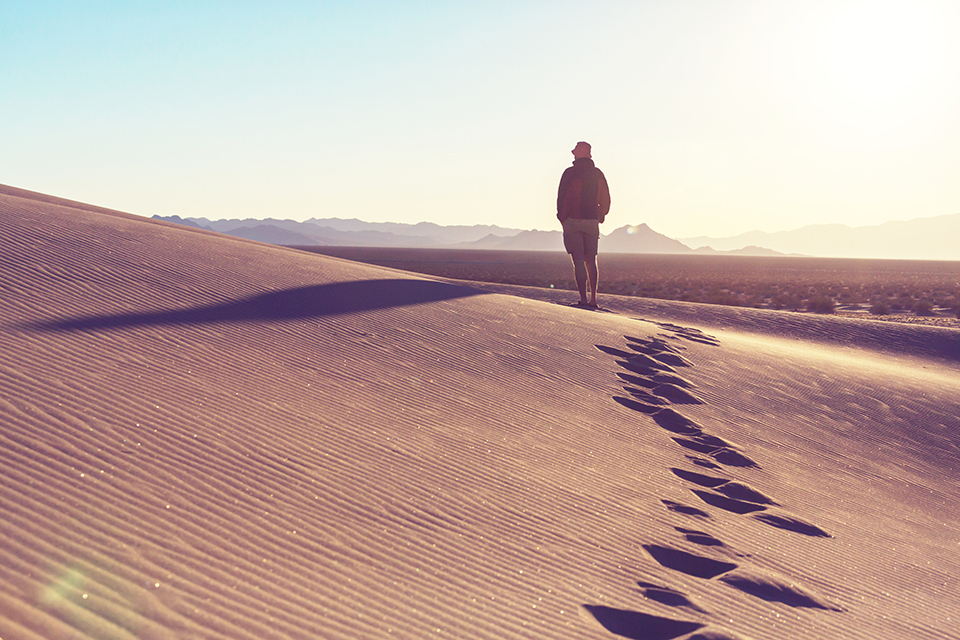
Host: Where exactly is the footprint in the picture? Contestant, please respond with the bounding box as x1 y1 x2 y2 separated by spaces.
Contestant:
650 371 697 389
583 606 704 640
672 438 760 469
711 449 759 469
673 434 723 455
618 371 659 389
624 387 670 405
673 527 725 547
651 409 703 436
621 370 698 395
686 455 723 470
637 582 708 612
614 395 661 415
713 482 777 506
597 344 636 359
690 490 767 515
662 500 711 518
624 336 693 366
651 352 695 368
643 545 737 579
626 341 659 353
628 343 695 368
719 569 844 611
652 384 703 404
671 469 777 506
628 353 679 373
671 436 727 455
619 359 662 378
626 335 687 355
647 322 722 347
643 544 844 614
753 512 832 538
670 468 728 488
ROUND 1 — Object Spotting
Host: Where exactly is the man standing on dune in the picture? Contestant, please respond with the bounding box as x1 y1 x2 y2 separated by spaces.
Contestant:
557 141 611 308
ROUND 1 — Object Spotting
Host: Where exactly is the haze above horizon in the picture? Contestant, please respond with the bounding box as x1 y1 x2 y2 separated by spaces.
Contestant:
3 1 959 239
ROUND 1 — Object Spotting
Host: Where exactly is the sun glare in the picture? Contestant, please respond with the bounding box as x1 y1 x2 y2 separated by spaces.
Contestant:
790 0 952 137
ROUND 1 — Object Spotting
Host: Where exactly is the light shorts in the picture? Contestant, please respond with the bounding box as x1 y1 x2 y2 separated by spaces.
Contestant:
562 218 600 257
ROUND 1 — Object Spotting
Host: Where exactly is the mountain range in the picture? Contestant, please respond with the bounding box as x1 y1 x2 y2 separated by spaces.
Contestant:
156 215 781 256
679 213 960 260
156 211 960 260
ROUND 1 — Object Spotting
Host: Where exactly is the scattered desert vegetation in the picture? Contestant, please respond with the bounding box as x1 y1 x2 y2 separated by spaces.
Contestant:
300 247 960 322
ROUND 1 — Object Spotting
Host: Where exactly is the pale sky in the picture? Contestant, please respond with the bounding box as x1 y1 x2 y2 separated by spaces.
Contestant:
4 1 960 238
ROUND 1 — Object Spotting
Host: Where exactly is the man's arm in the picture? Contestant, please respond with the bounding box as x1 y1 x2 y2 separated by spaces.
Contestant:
557 168 572 221
597 169 611 223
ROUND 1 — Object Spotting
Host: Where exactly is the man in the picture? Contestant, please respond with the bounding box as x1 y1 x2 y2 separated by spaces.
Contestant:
557 141 611 308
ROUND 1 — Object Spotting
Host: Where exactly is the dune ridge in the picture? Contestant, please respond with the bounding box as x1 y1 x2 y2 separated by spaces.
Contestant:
2 187 959 639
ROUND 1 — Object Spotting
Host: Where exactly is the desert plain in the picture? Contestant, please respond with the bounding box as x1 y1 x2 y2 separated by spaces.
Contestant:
304 247 960 324
1 183 959 639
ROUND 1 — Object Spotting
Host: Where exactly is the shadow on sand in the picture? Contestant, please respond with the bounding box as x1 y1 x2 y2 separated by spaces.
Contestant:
29 279 487 332
583 606 703 640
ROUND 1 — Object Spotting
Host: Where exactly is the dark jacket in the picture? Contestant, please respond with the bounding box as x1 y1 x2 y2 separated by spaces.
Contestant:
557 158 611 222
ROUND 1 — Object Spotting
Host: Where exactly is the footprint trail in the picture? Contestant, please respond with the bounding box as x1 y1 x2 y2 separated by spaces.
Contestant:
585 320 844 637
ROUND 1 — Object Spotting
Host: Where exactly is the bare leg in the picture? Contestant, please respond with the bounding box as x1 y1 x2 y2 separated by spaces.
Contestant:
586 254 598 305
571 254 588 303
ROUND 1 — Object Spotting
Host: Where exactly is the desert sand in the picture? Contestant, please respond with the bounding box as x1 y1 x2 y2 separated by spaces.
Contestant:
1 183 959 640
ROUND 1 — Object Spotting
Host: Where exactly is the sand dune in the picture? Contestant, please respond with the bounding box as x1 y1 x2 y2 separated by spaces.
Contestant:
1 184 959 639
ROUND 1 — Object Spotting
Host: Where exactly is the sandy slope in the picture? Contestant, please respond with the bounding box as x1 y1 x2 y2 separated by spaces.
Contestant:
1 185 958 640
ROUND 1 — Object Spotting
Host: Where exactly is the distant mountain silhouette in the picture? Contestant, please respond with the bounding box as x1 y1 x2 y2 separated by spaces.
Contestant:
153 214 774 255
601 223 692 254
693 245 789 257
153 209 960 259
155 214 210 231
221 224 325 246
460 230 564 251
461 223 778 255
680 213 960 260
305 218 520 244
158 215 522 247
